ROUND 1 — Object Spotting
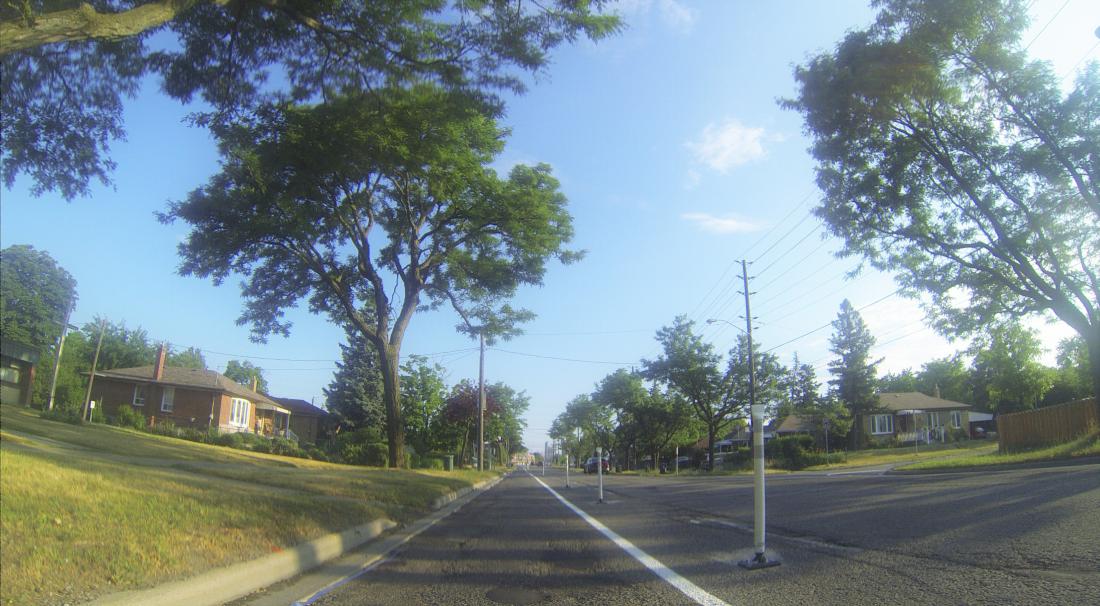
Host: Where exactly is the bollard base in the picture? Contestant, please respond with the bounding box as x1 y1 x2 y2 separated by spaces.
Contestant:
738 552 781 570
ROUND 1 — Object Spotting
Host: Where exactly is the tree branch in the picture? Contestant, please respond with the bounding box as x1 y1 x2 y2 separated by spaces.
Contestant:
0 0 224 55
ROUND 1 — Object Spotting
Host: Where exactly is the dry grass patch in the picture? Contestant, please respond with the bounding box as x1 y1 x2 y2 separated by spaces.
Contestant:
0 405 495 605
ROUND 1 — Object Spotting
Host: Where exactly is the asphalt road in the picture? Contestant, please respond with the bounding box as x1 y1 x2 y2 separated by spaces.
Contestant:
246 463 1100 606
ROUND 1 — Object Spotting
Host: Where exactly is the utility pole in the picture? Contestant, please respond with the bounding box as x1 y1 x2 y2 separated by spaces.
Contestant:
46 301 74 411
82 318 107 421
478 330 486 472
738 259 779 569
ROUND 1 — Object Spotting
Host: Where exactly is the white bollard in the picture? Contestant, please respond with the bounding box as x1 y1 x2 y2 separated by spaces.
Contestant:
596 446 604 504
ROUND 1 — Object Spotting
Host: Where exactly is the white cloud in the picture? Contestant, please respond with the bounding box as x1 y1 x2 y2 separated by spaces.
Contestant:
612 0 696 32
682 212 764 234
657 0 696 31
686 119 768 173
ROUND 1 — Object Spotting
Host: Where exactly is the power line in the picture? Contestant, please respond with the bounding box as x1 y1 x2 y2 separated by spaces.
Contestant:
751 210 815 264
489 347 634 366
1024 0 1071 51
755 237 831 292
686 192 814 325
753 224 823 278
762 288 902 354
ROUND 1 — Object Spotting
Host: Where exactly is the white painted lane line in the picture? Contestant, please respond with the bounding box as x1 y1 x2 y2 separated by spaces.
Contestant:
529 473 733 606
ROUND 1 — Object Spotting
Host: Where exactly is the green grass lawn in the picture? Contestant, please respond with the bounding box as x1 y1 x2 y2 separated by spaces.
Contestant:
801 439 996 471
0 404 494 606
897 430 1100 471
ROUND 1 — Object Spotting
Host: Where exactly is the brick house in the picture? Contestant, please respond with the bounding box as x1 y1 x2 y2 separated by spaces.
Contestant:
89 346 292 437
269 397 332 445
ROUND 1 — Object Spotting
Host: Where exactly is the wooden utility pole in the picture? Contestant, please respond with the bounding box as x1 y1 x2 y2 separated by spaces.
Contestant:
46 302 74 411
82 319 107 421
739 259 779 569
478 330 486 471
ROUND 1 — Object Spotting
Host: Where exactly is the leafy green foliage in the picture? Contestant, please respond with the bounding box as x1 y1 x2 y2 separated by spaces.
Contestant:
166 346 206 370
223 359 268 394
111 404 146 430
1 0 620 199
0 244 76 354
400 355 448 455
967 321 1051 413
785 0 1100 397
828 300 879 449
643 317 786 469
163 87 579 467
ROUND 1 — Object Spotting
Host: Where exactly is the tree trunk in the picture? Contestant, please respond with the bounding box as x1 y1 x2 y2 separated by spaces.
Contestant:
378 345 406 468
1086 325 1100 400
849 413 862 451
707 423 716 471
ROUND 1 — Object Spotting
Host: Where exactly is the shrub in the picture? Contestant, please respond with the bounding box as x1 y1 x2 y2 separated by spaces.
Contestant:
178 427 206 443
40 405 84 425
216 432 246 449
150 420 178 437
270 437 303 457
112 405 146 430
766 435 821 470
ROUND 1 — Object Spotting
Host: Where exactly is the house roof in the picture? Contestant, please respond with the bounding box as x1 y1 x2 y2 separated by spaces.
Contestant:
270 397 329 417
776 414 813 433
1 340 40 364
92 365 279 407
878 392 972 412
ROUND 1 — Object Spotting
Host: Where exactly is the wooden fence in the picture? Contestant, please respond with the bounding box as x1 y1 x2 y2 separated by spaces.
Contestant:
998 398 1099 453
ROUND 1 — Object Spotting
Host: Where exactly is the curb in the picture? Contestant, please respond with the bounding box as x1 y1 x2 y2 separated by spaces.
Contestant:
89 475 502 606
887 455 1100 475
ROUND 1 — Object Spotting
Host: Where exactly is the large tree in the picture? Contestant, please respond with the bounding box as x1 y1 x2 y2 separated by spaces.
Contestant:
785 0 1100 398
0 244 77 354
163 87 578 467
828 300 879 450
223 359 268 394
1 0 619 199
967 321 1051 413
643 318 781 470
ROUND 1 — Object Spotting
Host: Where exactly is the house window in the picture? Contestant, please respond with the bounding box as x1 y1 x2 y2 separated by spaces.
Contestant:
161 387 175 413
229 398 250 428
871 414 894 435
951 410 962 429
132 385 147 406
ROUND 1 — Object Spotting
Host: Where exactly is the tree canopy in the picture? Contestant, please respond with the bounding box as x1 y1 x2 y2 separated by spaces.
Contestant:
223 359 268 394
0 244 77 354
784 0 1100 397
163 86 578 466
1 0 620 199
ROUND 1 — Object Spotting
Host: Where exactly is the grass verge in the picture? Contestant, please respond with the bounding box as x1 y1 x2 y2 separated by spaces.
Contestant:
896 430 1100 471
0 404 494 606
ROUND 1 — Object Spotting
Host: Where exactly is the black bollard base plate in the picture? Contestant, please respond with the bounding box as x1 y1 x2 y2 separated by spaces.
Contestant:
738 553 781 570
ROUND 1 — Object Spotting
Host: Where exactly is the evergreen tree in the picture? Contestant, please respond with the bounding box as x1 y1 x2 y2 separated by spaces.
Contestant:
828 299 880 450
324 327 385 432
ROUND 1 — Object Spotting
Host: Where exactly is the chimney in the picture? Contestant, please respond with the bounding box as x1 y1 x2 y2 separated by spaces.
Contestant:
933 384 941 399
251 376 258 392
154 344 167 380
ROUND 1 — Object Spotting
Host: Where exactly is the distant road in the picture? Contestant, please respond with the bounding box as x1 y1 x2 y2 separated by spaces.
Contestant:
263 464 1100 605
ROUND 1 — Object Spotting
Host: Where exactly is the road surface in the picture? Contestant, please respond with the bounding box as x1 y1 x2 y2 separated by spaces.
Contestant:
240 463 1100 605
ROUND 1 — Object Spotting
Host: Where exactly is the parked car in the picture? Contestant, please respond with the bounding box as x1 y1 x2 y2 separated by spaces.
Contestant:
584 456 610 474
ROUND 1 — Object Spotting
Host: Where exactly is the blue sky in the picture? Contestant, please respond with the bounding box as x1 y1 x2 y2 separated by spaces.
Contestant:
1 1 1095 453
